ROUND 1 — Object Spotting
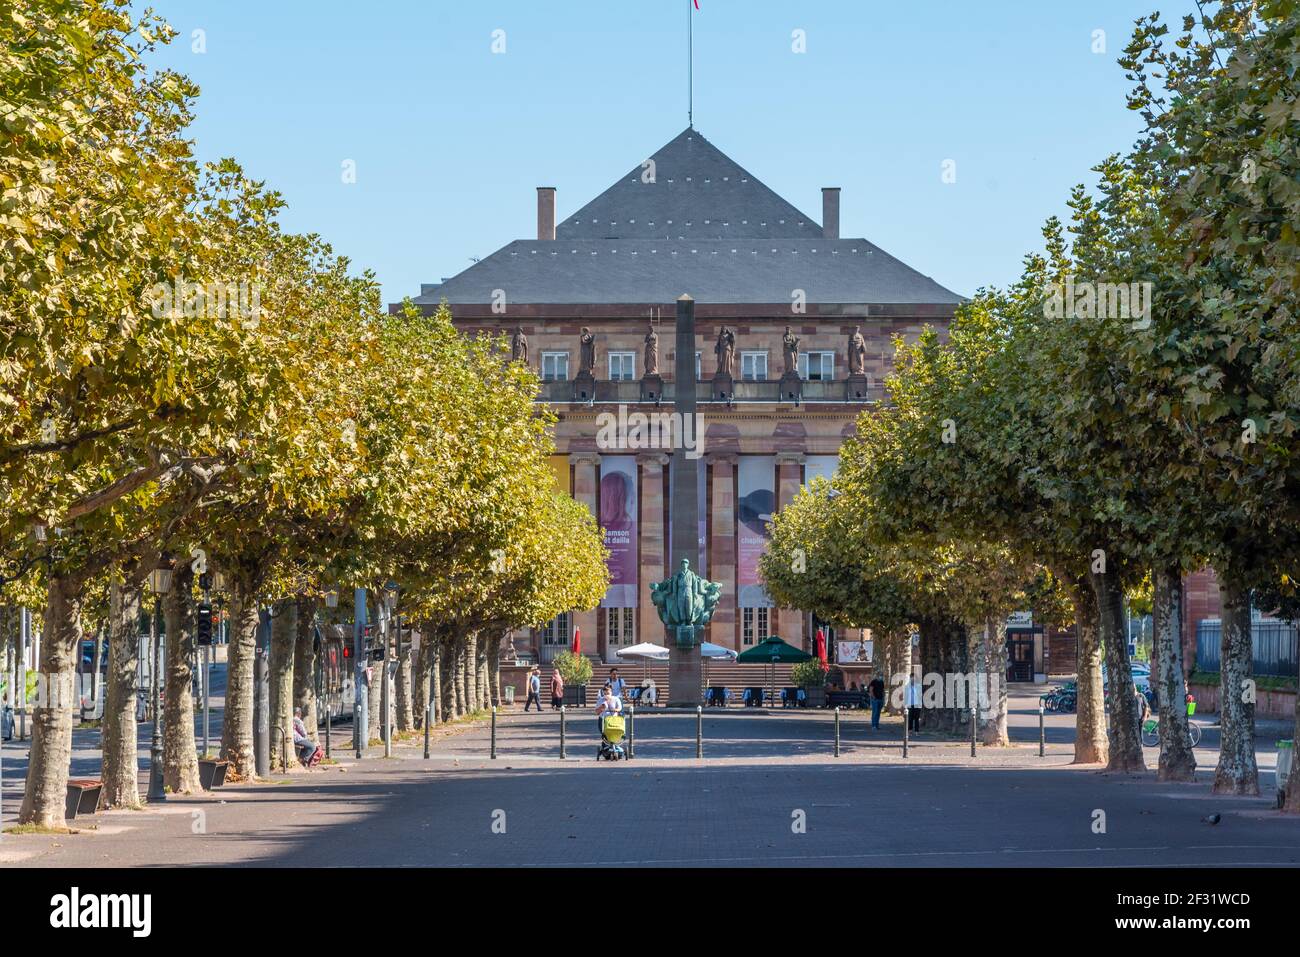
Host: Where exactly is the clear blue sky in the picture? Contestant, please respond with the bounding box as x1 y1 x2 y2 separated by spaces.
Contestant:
145 0 1165 304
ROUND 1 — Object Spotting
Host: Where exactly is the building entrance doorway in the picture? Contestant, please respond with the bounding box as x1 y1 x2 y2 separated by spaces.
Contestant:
1006 632 1035 683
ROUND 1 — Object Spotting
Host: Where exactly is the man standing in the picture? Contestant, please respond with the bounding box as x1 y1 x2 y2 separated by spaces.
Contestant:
524 667 542 712
906 673 923 732
868 672 885 731
608 668 626 702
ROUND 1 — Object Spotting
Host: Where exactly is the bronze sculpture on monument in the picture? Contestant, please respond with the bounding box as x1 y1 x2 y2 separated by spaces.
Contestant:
650 559 722 650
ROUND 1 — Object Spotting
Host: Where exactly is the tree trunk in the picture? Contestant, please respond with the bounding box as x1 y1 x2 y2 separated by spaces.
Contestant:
395 622 414 732
465 630 479 713
268 599 296 770
453 631 468 718
942 617 971 736
101 573 144 808
161 564 202 794
978 616 1009 745
18 572 85 828
440 631 456 721
488 631 503 709
1152 566 1196 782
1285 663 1300 812
367 610 385 745
220 584 258 779
292 597 319 742
1063 571 1107 765
1091 568 1145 772
1213 573 1259 795
917 617 941 732
412 627 429 729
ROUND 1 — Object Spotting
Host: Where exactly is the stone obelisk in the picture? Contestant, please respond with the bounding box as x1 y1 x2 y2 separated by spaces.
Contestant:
667 294 703 706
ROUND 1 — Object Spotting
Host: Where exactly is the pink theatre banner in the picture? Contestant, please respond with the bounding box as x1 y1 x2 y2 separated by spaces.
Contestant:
599 456 637 607
737 455 775 608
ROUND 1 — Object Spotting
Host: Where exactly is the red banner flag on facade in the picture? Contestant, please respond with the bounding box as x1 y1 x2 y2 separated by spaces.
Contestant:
815 628 827 667
572 626 582 656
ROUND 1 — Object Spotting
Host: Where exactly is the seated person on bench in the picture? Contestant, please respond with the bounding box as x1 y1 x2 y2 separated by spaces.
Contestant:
638 678 657 706
292 707 316 765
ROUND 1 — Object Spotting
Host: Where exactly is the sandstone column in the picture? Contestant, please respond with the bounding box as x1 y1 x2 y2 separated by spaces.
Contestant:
708 454 737 650
570 453 601 659
776 452 806 647
638 453 669 646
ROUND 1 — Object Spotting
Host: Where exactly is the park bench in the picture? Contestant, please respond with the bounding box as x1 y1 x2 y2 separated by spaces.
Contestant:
65 778 102 821
826 691 869 709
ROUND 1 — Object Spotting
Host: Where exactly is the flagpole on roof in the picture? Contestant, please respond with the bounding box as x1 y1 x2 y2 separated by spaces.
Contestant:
688 0 694 128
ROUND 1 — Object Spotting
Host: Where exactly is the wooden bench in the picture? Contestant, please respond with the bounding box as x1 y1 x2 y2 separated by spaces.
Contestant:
826 691 869 709
65 778 102 821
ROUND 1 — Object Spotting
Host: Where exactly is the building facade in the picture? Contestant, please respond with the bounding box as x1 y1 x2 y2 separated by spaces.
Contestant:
397 128 962 664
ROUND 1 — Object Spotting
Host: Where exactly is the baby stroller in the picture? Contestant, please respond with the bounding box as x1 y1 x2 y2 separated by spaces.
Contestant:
597 714 627 761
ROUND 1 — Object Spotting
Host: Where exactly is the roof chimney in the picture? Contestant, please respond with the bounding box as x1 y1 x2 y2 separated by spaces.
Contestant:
537 187 556 240
821 187 840 240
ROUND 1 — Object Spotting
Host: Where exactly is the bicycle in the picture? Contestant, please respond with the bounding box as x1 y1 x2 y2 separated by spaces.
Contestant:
1140 713 1201 748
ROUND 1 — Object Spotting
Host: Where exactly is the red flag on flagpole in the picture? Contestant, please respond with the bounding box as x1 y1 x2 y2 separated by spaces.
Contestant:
815 628 828 667
571 626 581 656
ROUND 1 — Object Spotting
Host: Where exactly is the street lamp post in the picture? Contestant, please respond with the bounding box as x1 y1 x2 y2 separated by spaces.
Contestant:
146 558 174 802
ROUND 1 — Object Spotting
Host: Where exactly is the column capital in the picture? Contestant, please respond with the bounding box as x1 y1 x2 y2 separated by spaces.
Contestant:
706 452 737 466
637 452 671 468
775 451 807 466
568 452 600 468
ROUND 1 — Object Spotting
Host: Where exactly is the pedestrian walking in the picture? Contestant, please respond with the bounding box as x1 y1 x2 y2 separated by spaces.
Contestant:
608 668 626 700
549 667 564 710
906 672 922 732
869 673 885 730
525 667 542 712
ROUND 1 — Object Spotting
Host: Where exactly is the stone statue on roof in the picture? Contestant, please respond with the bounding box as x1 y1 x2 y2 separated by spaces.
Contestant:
714 326 736 378
848 326 867 375
782 326 800 375
644 325 659 376
579 327 596 373
511 326 528 364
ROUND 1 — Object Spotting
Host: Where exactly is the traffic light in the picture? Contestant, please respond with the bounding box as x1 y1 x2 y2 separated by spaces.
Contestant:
196 602 213 645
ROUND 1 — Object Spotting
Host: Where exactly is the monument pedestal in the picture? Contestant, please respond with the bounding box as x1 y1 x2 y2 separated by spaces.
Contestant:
572 370 597 402
668 645 703 707
640 373 664 403
845 373 871 401
711 371 734 402
778 371 802 403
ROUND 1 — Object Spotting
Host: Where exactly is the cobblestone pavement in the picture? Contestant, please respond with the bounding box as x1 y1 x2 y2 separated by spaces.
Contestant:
2 691 1296 868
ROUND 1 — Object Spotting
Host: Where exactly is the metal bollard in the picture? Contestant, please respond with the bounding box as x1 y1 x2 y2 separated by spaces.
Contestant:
1038 701 1045 758
423 702 431 759
560 706 566 759
325 698 331 760
628 705 635 759
903 707 909 759
696 705 703 759
834 706 841 757
490 705 497 759
970 706 977 757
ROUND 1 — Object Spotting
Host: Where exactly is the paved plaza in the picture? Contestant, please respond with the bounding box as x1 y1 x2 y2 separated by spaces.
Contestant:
2 688 1296 868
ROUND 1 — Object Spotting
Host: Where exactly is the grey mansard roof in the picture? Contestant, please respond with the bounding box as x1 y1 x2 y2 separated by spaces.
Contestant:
411 128 963 307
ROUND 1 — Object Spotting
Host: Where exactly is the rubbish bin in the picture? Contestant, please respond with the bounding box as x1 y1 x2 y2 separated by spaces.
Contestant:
1276 740 1294 809
503 686 515 705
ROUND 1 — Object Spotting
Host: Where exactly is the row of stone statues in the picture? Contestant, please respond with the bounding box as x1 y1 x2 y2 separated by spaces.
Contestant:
509 324 871 377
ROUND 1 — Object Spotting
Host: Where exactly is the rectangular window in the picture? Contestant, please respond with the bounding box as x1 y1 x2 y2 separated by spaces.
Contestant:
757 607 770 642
609 352 636 381
798 351 834 381
741 352 768 381
541 352 569 382
742 608 755 646
540 612 570 645
695 351 702 379
605 607 634 646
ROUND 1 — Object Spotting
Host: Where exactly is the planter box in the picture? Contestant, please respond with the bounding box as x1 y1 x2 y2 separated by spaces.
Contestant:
563 685 588 708
803 687 827 708
198 759 229 789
